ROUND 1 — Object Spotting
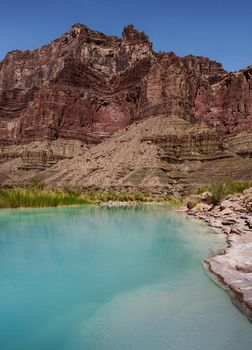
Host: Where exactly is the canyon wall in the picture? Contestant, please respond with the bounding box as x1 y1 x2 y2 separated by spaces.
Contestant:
1 23 252 146
0 24 251 191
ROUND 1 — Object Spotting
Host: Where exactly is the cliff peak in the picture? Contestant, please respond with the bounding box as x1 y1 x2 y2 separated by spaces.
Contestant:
69 22 106 38
122 24 152 46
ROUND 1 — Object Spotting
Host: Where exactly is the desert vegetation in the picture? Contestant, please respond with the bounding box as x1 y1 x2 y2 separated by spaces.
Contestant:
0 188 90 208
0 184 154 209
2 177 251 209
195 177 252 205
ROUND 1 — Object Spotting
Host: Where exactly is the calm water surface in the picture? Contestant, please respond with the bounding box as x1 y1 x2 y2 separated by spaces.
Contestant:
0 205 251 350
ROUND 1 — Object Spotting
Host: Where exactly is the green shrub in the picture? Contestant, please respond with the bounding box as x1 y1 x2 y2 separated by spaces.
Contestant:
165 194 183 207
63 186 81 196
195 177 252 205
92 190 152 203
29 177 45 189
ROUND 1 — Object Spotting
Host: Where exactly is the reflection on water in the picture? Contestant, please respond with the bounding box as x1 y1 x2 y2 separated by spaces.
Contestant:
0 205 251 350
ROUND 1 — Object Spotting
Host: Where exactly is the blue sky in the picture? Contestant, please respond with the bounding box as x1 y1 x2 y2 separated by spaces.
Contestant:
0 0 251 72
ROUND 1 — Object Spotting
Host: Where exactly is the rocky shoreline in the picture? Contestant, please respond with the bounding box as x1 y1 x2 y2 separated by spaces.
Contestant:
99 194 252 323
99 200 165 207
187 188 252 322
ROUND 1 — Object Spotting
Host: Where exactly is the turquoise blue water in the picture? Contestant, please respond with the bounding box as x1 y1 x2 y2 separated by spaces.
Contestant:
0 205 251 350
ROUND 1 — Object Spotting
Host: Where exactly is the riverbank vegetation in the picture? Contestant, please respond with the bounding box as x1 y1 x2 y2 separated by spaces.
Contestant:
2 177 250 209
195 177 252 205
0 187 155 209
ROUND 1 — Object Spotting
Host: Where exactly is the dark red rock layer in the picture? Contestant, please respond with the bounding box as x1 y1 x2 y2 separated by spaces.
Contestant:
0 23 252 145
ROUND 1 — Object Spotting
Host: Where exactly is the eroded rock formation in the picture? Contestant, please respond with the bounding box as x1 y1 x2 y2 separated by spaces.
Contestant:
0 24 154 145
1 23 252 145
0 23 252 190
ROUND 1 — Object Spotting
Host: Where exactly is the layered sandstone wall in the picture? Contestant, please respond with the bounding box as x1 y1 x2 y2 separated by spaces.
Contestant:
0 23 252 147
0 24 252 190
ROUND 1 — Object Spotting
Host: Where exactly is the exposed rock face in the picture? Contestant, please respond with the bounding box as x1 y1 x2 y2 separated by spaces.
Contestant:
1 116 252 193
188 189 252 321
0 23 252 146
0 24 153 144
139 56 252 134
0 23 252 189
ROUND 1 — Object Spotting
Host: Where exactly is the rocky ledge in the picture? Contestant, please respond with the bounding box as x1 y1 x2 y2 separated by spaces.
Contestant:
187 188 252 321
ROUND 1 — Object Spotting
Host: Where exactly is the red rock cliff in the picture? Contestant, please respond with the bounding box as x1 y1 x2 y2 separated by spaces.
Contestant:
0 23 252 145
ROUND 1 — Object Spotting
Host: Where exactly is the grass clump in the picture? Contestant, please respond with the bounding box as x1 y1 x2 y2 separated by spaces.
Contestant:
0 187 154 209
85 190 153 203
29 177 45 189
164 194 183 207
195 177 252 205
0 188 91 209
